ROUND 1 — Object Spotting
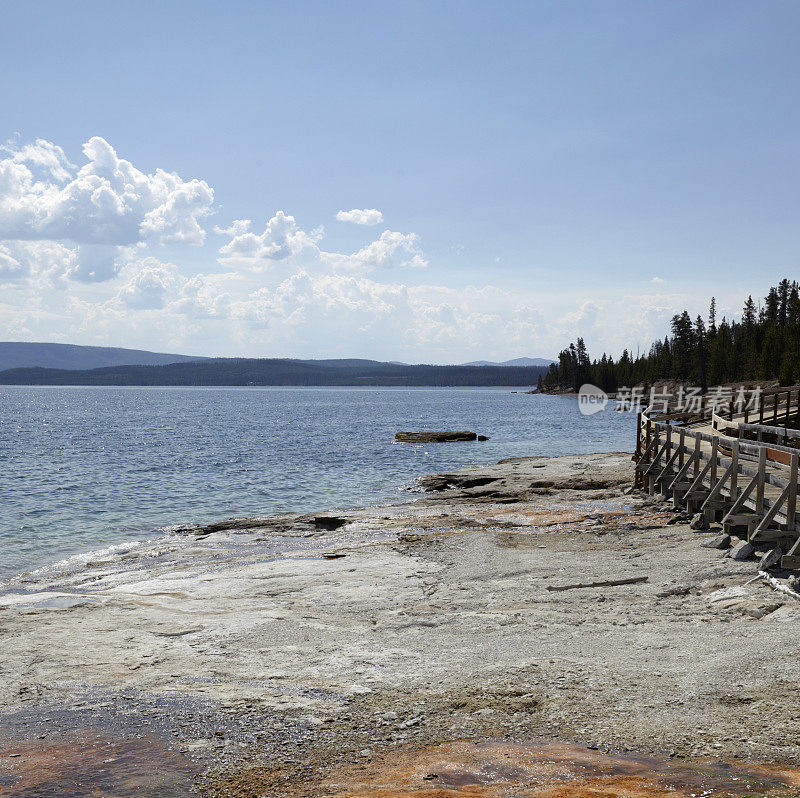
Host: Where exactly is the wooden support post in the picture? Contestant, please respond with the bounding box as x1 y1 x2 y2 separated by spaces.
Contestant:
759 393 764 424
788 452 798 531
685 456 714 512
774 393 779 425
781 455 800 566
722 471 759 530
710 437 718 486
730 441 739 500
756 445 766 513
702 459 735 522
669 454 694 491
656 439 681 489
668 432 699 506
678 428 685 469
646 426 662 494
654 426 674 493
635 412 642 459
753 483 791 541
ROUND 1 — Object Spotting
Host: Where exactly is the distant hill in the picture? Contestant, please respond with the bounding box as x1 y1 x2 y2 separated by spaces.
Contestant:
461 357 555 368
0 358 549 387
0 342 205 372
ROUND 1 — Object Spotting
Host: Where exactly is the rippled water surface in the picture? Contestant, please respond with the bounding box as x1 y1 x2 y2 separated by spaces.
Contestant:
0 386 635 577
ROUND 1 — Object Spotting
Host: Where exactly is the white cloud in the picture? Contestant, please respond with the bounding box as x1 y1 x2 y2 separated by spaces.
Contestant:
0 138 700 362
69 244 122 283
170 272 234 319
0 244 27 282
213 219 251 237
0 240 76 287
217 211 320 270
335 208 383 226
0 136 214 247
651 276 664 284
114 257 181 310
325 230 427 272
218 212 426 274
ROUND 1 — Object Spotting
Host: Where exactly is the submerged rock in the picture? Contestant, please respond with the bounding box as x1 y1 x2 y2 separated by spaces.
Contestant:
395 431 481 443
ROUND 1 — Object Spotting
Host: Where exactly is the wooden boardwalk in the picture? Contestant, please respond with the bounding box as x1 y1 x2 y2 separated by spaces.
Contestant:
633 386 800 569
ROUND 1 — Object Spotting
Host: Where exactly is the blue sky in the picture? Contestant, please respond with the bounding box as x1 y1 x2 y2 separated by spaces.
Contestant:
1 0 798 361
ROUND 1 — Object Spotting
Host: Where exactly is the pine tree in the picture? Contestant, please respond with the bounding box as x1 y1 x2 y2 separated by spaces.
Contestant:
545 279 800 391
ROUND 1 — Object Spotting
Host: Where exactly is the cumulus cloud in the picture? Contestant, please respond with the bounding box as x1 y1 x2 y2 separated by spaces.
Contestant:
213 219 252 237
170 272 233 319
114 257 181 310
335 208 383 226
218 211 426 274
217 211 321 269
0 244 27 281
325 230 427 272
0 136 214 247
69 245 122 283
651 276 664 284
2 141 685 361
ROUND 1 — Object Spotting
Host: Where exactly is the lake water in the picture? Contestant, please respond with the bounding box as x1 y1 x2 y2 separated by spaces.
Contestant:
0 387 635 578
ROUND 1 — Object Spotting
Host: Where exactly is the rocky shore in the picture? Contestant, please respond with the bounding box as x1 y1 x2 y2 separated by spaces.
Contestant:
3 452 800 796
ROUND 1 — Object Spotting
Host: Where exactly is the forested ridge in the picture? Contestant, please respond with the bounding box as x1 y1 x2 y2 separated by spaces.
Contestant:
540 279 800 393
0 358 549 387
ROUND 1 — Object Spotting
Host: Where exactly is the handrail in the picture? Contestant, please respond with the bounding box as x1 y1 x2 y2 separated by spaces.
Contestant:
635 397 800 567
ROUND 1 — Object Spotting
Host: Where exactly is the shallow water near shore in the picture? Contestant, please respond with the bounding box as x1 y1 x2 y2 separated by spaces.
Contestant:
0 386 634 578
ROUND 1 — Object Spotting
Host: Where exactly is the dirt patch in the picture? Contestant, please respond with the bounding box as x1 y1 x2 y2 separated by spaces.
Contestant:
0 731 199 797
317 740 800 797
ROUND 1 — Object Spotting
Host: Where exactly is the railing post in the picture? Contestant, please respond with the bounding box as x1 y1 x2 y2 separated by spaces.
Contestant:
693 434 701 478
774 393 779 424
636 411 642 458
759 392 764 424
678 428 685 469
730 441 738 499
788 453 798 531
756 446 766 513
710 437 718 486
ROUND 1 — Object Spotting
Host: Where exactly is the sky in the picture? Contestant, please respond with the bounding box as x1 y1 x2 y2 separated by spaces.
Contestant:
0 0 798 363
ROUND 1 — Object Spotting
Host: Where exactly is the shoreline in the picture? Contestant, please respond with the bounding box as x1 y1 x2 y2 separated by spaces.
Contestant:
3 451 800 796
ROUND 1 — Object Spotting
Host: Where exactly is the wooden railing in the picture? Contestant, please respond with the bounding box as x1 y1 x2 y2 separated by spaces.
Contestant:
634 398 800 569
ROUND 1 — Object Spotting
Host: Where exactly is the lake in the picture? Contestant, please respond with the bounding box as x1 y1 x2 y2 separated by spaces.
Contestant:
0 386 635 578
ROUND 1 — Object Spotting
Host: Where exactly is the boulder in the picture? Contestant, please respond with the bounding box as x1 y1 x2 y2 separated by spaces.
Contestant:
690 513 709 531
395 431 480 443
759 547 782 571
701 532 731 549
728 540 755 561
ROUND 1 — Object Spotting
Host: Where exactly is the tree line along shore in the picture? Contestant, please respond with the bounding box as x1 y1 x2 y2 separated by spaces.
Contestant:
540 278 800 395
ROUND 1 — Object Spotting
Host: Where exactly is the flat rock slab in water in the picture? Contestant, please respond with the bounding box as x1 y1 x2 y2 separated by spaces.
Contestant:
395 431 487 442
